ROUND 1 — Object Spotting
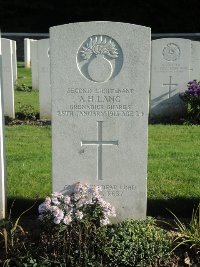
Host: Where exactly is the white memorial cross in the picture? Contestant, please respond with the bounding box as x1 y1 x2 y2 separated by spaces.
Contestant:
162 75 178 98
81 121 118 181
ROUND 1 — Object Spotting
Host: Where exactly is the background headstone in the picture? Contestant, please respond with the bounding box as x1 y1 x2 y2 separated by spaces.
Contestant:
38 38 51 119
190 41 200 81
24 38 31 68
0 35 6 220
12 40 17 83
150 38 191 119
2 38 15 118
50 22 151 221
30 40 39 90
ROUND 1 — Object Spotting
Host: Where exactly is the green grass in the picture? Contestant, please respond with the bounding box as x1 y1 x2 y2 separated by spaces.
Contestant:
7 123 200 200
148 125 200 199
148 124 200 216
15 62 39 114
5 124 200 217
15 90 39 114
6 64 199 217
6 125 51 199
16 62 32 87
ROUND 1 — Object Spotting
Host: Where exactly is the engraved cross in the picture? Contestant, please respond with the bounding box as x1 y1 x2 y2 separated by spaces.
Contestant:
81 121 118 181
162 76 178 98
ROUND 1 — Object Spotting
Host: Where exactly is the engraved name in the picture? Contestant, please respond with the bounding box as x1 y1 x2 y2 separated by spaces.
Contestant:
56 87 144 118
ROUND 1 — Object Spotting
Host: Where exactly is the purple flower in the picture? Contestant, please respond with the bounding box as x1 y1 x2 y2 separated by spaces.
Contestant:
63 215 72 225
52 192 63 199
53 209 64 220
53 217 61 224
38 182 117 226
100 217 110 225
45 197 51 204
64 195 71 205
38 203 50 213
75 210 83 220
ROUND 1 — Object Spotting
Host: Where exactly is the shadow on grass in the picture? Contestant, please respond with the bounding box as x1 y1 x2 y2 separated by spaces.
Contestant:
6 196 200 219
147 197 200 218
7 198 44 218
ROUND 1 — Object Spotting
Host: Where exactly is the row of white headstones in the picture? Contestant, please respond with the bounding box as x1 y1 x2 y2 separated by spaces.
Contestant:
1 38 17 118
0 22 200 221
0 38 51 120
1 37 200 121
25 37 200 120
24 38 51 119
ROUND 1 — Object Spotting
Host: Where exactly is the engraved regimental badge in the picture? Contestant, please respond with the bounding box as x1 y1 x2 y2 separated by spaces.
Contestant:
77 35 123 83
162 43 180 61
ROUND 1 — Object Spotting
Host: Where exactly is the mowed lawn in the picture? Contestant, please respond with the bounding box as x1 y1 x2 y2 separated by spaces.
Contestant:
15 63 39 113
6 63 199 216
148 125 200 199
6 125 51 199
5 124 200 216
148 125 200 216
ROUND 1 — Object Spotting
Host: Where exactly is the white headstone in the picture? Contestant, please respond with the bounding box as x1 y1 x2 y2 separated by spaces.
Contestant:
190 41 200 81
24 38 31 68
38 39 51 119
50 22 151 221
2 38 15 118
150 38 191 119
12 40 17 82
0 35 6 220
30 40 39 90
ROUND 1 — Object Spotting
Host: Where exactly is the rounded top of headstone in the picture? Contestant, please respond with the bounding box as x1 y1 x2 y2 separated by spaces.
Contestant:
50 21 151 32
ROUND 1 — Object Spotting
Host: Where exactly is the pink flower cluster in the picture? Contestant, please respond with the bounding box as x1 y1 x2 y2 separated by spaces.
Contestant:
38 182 116 226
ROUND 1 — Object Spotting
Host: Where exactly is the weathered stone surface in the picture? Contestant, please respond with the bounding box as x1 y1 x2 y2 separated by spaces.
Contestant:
0 36 6 220
150 38 191 119
2 38 15 118
30 40 39 90
12 40 17 83
50 22 150 220
24 38 31 68
38 39 51 119
190 41 200 81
